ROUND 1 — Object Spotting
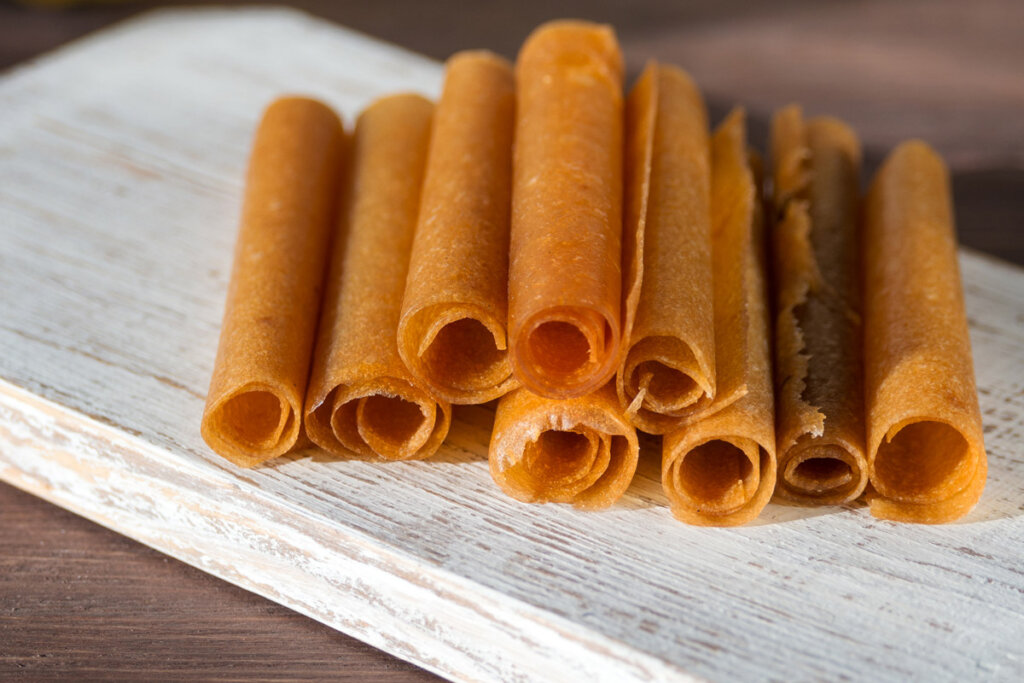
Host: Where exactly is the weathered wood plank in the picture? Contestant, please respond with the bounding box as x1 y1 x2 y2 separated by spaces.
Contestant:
0 479 440 681
2 8 1023 681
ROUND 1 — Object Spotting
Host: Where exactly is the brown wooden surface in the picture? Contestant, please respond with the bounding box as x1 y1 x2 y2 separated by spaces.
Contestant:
0 482 440 680
2 0 1022 680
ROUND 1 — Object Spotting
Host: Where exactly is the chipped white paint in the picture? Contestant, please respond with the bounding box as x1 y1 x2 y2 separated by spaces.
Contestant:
1 8 1024 682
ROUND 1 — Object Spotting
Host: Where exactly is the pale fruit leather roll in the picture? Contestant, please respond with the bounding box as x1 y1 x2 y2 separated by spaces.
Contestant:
305 94 451 461
863 141 986 523
617 61 715 434
770 105 868 506
202 97 344 467
508 20 625 399
662 110 777 527
398 51 518 404
489 384 639 510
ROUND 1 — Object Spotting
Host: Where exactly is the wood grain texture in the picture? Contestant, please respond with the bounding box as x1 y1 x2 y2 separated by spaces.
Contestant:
0 480 440 681
2 7 1024 682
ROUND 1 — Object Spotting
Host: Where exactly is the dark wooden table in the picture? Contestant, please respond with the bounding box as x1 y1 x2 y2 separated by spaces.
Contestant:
2 0 1021 679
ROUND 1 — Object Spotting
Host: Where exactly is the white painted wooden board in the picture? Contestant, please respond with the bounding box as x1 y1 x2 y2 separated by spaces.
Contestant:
2 7 1024 681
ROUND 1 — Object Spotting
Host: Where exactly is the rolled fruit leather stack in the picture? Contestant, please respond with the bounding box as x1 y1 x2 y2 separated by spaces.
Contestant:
399 51 519 405
490 20 640 508
202 97 344 467
616 61 716 436
661 110 777 527
507 20 624 399
769 105 868 506
304 94 451 461
863 140 987 523
201 19 984 530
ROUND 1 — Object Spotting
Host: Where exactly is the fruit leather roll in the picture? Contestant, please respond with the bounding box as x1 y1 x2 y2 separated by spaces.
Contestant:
489 384 639 510
863 141 986 523
617 62 715 434
202 97 344 467
305 94 451 461
662 110 777 526
770 105 868 506
508 20 625 399
398 51 518 404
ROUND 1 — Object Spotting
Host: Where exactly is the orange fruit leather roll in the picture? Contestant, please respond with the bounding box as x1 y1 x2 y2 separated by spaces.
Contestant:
304 94 451 461
617 61 715 435
508 20 625 399
863 141 986 523
398 51 519 404
488 384 640 510
201 97 344 467
661 110 777 527
769 105 868 506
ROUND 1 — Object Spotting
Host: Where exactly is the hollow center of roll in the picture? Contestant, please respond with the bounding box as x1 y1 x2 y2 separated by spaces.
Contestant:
525 429 595 483
424 317 504 389
792 456 852 491
219 390 287 448
633 360 698 409
873 421 970 498
528 321 591 375
357 395 426 449
679 440 753 505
